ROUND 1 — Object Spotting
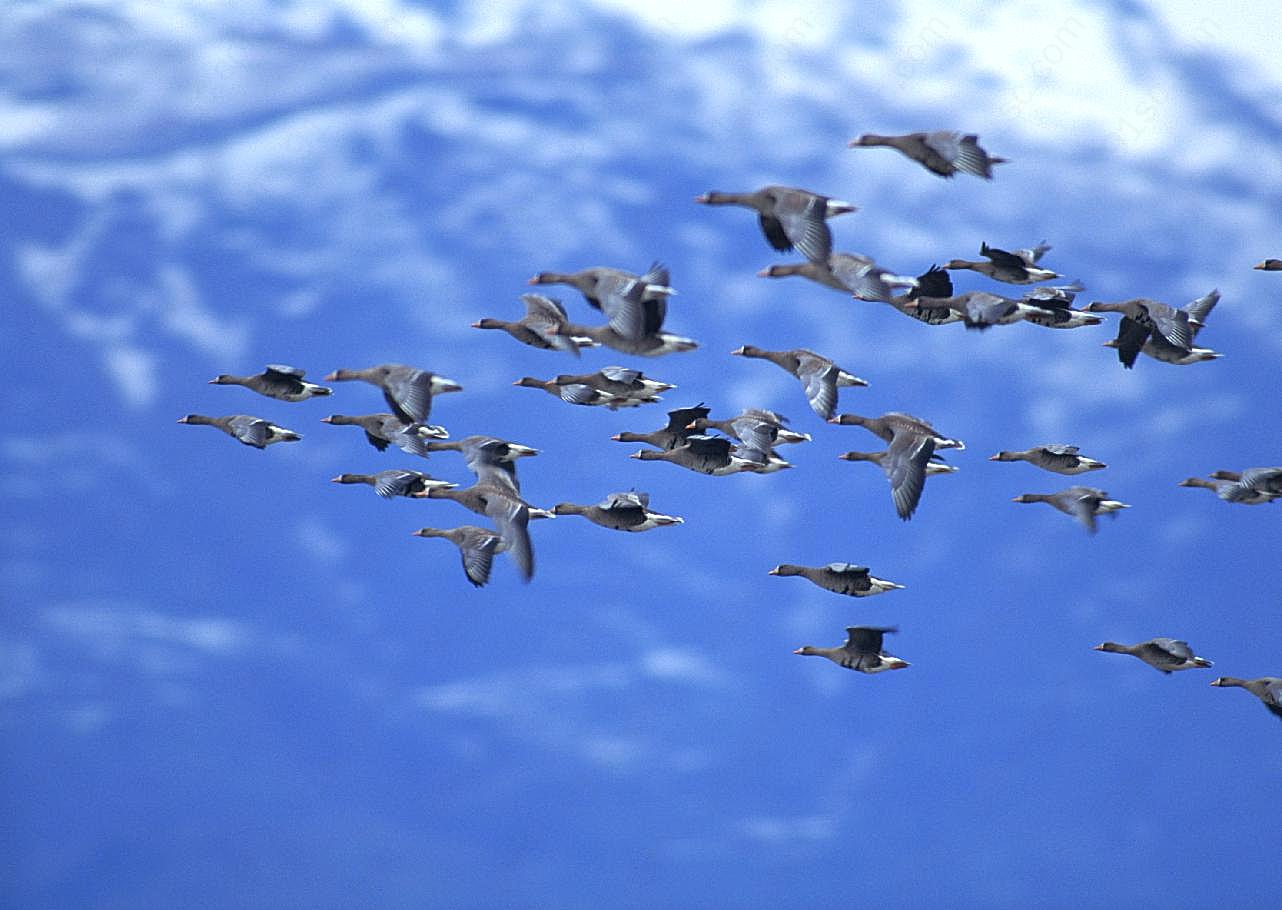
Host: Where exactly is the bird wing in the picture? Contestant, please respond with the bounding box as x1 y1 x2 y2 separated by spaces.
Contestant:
1064 488 1101 534
844 625 894 655
382 368 433 424
1142 302 1192 350
884 431 936 521
486 495 533 581
228 416 270 448
374 469 424 498
772 190 832 263
980 243 1027 270
459 528 501 587
1113 317 1152 369
1182 289 1219 332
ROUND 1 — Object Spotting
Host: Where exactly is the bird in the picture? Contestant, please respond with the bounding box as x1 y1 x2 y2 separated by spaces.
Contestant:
688 409 811 452
1253 259 1282 271
1098 290 1222 367
1015 284 1103 329
758 253 919 302
561 321 700 357
1084 298 1193 366
324 363 461 426
411 525 502 588
847 131 1006 179
550 366 675 401
208 364 332 401
1093 639 1214 673
906 289 1058 329
731 345 868 419
1177 476 1277 505
767 563 903 597
793 626 909 673
555 274 698 356
320 413 444 456
552 491 684 531
835 432 939 521
1011 486 1129 534
612 403 712 451
513 376 642 409
422 436 539 494
630 435 788 476
527 263 676 315
828 411 965 451
472 294 598 354
889 265 962 325
330 469 455 498
177 414 301 449
694 186 857 263
989 445 1107 475
1210 676 1282 721
944 241 1058 284
423 484 540 581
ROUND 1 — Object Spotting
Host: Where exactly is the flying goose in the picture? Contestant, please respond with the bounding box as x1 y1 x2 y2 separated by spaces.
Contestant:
1084 298 1193 364
208 364 331 401
731 345 868 419
527 263 676 316
330 470 455 498
1093 639 1214 673
758 253 918 302
793 626 909 673
905 290 1058 329
768 563 903 597
1011 486 1129 534
689 409 811 452
944 241 1058 284
177 414 301 449
551 366 675 400
1253 259 1282 271
411 525 503 588
695 186 857 263
1210 676 1282 721
324 364 461 427
472 294 597 354
612 403 712 451
828 412 964 451
1098 290 1221 367
630 434 788 476
848 131 1007 179
422 436 538 494
513 376 640 409
989 445 1106 475
320 413 445 456
552 491 684 532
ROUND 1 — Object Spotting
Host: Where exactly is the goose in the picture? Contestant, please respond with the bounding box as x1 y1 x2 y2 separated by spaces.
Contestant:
208 364 331 401
1098 290 1221 367
629 434 788 476
527 263 676 315
888 265 961 325
552 491 684 532
423 483 540 581
177 414 301 449
689 409 811 451
1017 285 1102 329
324 364 461 426
731 345 868 419
906 290 1057 329
1011 486 1128 534
1093 639 1214 673
1084 298 1193 362
1217 467 1282 499
1253 259 1282 271
1210 676 1282 721
768 563 903 597
472 294 597 355
828 411 964 451
758 253 918 302
793 626 909 673
1177 476 1278 505
695 186 857 263
612 403 712 451
551 366 675 400
411 525 502 588
562 322 700 357
834 432 938 521
513 376 638 409
330 470 455 499
422 436 538 494
848 131 1006 179
944 241 1058 284
1021 281 1085 305
320 413 444 456
839 450 958 475
989 445 1107 475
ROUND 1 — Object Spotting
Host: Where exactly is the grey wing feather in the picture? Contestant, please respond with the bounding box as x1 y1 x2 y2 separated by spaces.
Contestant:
460 529 501 587
384 369 433 424
487 496 533 581
265 364 306 378
885 432 935 520
374 469 423 498
229 416 270 448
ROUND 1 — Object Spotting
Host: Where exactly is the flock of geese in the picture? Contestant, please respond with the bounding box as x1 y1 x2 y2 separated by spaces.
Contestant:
178 129 1282 723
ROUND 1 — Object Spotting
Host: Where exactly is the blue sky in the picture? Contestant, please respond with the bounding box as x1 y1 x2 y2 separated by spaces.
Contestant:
4 1 1281 907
